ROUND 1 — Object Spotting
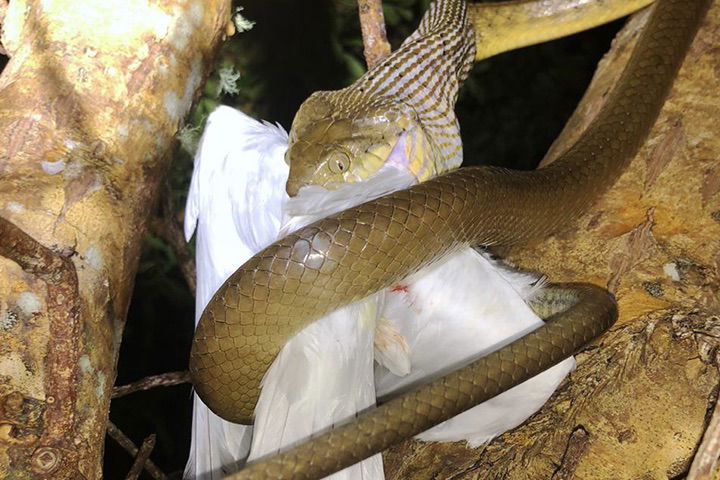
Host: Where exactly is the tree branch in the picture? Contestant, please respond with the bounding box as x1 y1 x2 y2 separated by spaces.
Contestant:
112 371 191 399
149 181 197 295
357 0 391 69
0 0 230 476
107 422 167 480
385 3 720 478
125 434 157 480
0 216 80 473
687 358 720 480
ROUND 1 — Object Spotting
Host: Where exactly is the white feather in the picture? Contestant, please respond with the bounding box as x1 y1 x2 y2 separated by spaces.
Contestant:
249 298 383 480
373 310 411 377
184 106 289 479
374 249 575 447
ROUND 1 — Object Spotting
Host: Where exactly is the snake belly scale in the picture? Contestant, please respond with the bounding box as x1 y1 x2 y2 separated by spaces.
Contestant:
189 0 710 477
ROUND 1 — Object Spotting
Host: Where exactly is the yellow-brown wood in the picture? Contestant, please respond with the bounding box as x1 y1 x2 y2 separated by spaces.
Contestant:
0 0 230 477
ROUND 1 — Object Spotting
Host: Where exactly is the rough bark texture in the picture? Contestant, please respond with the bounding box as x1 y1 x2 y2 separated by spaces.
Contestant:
385 3 720 479
357 0 391 70
0 1 230 478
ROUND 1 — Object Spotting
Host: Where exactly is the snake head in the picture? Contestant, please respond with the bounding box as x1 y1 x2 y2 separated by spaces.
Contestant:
285 92 422 196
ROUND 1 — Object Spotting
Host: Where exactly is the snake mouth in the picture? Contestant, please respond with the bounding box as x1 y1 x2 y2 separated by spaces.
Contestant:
285 136 400 197
285 141 329 196
286 178 303 197
285 127 427 196
286 154 334 197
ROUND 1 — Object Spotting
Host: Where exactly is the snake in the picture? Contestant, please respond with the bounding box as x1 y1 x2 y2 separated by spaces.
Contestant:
189 0 710 477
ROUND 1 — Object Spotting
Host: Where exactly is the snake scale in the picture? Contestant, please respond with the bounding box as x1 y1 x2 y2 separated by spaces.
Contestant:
190 0 710 477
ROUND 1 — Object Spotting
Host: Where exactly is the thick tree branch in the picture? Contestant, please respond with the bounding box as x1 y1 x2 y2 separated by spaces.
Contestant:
0 216 80 475
687 358 720 480
0 0 230 477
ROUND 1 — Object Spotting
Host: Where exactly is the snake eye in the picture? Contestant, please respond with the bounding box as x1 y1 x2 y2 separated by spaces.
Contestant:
327 151 349 174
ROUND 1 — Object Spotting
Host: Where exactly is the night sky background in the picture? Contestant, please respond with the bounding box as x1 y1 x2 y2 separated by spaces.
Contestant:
103 1 626 477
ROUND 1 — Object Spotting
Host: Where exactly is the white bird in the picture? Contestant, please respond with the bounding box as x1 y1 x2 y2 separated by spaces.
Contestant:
184 105 575 479
184 106 385 479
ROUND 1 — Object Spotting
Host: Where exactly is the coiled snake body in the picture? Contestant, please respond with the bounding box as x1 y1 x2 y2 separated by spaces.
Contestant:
190 0 710 477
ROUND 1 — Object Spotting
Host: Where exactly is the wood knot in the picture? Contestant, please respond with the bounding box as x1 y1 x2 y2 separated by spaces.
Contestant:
31 446 62 473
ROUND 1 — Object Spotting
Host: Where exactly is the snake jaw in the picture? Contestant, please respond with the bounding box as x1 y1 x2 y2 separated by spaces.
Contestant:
286 99 418 196
285 139 335 197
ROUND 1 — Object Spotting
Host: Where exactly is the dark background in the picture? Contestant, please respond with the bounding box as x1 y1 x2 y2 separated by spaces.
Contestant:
103 1 626 478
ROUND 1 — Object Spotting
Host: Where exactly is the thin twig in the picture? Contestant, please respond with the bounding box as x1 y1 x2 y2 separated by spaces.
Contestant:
125 434 157 480
357 0 391 69
687 358 720 480
107 421 168 480
150 181 197 295
112 370 191 398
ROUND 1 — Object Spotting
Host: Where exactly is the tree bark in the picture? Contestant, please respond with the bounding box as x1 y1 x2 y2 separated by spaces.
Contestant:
357 0 391 70
0 1 230 478
385 3 720 479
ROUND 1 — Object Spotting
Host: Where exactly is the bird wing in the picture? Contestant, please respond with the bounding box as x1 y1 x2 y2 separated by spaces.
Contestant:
186 106 385 479
184 106 288 479
249 298 384 480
